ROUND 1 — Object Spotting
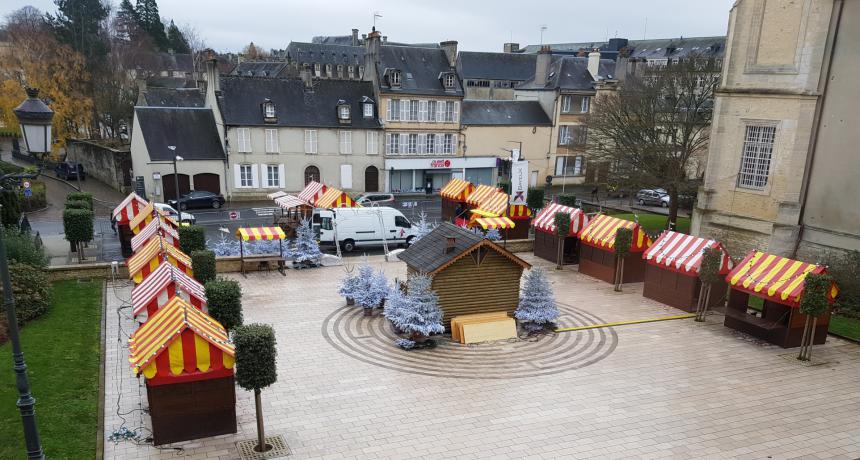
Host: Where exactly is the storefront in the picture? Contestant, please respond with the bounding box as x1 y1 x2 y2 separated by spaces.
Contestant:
385 157 497 193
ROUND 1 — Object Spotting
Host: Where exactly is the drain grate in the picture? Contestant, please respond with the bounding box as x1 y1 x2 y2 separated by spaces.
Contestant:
236 435 291 460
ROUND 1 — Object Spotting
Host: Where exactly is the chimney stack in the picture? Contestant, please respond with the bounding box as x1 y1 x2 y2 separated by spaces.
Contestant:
445 236 456 253
587 48 601 79
204 49 220 93
440 40 458 67
364 28 382 84
534 45 551 86
615 56 628 83
503 42 520 53
352 28 359 46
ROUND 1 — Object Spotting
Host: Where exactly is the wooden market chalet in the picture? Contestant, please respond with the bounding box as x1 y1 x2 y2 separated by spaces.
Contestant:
578 214 651 284
439 179 532 240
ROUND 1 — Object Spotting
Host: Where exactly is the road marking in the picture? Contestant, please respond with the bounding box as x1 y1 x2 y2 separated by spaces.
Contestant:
554 314 696 333
253 207 278 217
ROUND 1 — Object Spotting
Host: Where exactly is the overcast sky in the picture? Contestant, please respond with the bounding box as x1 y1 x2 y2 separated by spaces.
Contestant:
5 0 736 53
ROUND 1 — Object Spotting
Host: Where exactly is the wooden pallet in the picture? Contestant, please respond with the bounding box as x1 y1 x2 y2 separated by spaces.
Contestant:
451 312 517 344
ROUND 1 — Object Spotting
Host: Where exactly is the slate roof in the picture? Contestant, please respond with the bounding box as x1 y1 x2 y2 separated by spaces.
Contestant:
134 107 225 161
397 222 484 273
375 45 463 96
231 61 288 77
520 36 726 61
286 42 365 67
517 56 616 91
218 77 382 129
140 88 204 108
461 100 551 126
145 76 198 89
456 52 537 81
135 51 194 72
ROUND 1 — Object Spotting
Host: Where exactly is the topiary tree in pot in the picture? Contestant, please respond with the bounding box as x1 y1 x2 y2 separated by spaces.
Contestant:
798 273 833 362
526 187 544 212
695 247 724 322
234 323 277 453
205 278 243 332
558 194 577 208
63 208 94 262
554 212 570 270
614 227 633 292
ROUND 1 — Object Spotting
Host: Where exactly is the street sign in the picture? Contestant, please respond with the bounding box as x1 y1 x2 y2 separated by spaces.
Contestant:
23 181 30 189
23 188 32 198
229 211 240 221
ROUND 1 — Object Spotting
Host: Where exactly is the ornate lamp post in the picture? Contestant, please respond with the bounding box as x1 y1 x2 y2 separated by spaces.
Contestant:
6 87 50 460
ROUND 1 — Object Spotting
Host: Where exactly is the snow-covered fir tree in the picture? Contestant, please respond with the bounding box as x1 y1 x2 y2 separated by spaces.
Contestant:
383 282 407 326
292 218 322 267
352 263 388 308
412 211 435 242
484 228 502 241
514 267 560 333
395 274 444 339
338 267 361 300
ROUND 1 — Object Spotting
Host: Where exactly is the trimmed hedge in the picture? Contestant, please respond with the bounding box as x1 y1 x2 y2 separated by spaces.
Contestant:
0 189 21 227
233 323 277 391
64 199 91 210
63 208 94 243
204 278 243 331
0 263 52 325
554 212 570 237
179 225 206 254
527 187 545 211
558 194 577 207
66 192 93 209
2 230 47 268
191 250 216 284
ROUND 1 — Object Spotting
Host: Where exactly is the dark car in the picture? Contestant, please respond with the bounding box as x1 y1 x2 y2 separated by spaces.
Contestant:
168 190 225 210
55 161 86 181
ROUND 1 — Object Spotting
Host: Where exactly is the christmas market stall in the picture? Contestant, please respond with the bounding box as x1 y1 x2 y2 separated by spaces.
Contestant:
236 226 287 276
131 217 180 252
398 222 531 329
297 180 327 206
314 187 359 208
723 251 839 348
126 236 193 284
128 296 236 445
273 194 314 238
440 178 474 222
112 192 149 257
504 203 533 240
532 203 588 264
128 201 179 235
642 231 732 312
131 262 207 319
578 214 651 284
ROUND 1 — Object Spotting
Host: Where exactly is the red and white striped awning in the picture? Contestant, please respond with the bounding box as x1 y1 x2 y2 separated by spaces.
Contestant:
267 191 288 200
131 218 180 252
532 203 588 236
298 181 326 205
275 195 308 209
131 263 206 317
112 193 148 225
643 231 733 275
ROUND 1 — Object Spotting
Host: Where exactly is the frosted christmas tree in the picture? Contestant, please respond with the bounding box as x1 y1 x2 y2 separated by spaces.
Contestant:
352 263 388 311
514 267 560 333
484 228 502 241
338 266 361 304
412 211 435 242
292 218 322 267
393 274 444 345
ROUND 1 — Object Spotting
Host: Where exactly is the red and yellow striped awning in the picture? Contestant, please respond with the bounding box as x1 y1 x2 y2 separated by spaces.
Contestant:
440 179 474 201
506 204 532 220
298 181 327 205
475 191 509 217
726 251 839 308
315 187 359 208
131 218 180 252
113 193 148 225
236 226 286 242
578 214 651 253
465 184 499 206
127 237 193 284
474 216 515 230
128 296 234 384
532 203 588 236
275 195 308 210
131 263 207 317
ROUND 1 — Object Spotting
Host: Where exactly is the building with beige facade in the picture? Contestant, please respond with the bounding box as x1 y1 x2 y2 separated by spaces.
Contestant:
692 0 859 259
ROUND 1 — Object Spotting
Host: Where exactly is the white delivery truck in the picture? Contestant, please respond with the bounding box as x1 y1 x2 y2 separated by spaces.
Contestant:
315 206 417 252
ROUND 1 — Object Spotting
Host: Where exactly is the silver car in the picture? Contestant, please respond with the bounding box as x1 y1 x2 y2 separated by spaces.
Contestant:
635 189 670 207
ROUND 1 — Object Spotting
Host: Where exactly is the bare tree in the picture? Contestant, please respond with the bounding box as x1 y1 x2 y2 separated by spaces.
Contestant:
180 23 207 80
586 56 719 229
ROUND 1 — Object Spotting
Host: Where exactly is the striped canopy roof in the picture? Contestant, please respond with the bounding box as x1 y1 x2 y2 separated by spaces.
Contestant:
465 184 499 206
643 231 732 275
127 237 192 280
473 190 509 217
274 195 308 209
726 251 839 308
506 205 532 220
112 193 148 224
128 296 234 378
298 181 327 204
474 216 515 230
532 203 588 236
236 226 286 241
131 263 206 316
267 191 288 200
131 218 179 252
440 179 474 201
128 203 178 234
579 214 651 252
315 187 358 208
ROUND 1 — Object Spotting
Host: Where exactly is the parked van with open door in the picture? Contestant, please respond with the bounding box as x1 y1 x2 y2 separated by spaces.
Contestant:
316 206 417 252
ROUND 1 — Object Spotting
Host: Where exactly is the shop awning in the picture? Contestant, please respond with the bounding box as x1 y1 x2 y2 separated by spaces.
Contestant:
644 231 732 275
474 216 515 230
267 191 287 200
236 226 286 242
506 204 533 220
112 193 148 225
131 262 206 317
474 191 509 217
128 296 234 379
579 214 650 253
440 179 474 201
274 195 307 209
315 187 359 208
127 237 193 283
298 181 327 205
131 218 179 252
726 251 839 308
465 184 498 206
532 203 588 236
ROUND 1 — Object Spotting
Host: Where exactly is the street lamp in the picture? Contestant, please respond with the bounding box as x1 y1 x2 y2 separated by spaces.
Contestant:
167 146 184 207
13 87 54 170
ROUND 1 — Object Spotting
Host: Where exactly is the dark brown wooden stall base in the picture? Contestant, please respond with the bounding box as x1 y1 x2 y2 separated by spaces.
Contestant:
642 264 728 312
147 375 237 445
578 244 646 284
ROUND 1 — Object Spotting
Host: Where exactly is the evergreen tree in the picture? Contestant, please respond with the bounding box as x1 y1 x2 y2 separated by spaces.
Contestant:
383 283 407 326
338 268 362 301
115 0 139 41
291 218 322 267
165 20 190 53
412 211 434 242
484 228 502 241
135 0 168 50
49 0 109 69
394 275 444 340
515 267 560 333
352 263 388 309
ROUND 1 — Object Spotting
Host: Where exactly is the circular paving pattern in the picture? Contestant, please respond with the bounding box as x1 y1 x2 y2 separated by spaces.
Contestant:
322 302 618 379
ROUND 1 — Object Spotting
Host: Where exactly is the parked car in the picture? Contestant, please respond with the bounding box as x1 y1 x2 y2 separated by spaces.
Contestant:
167 190 225 210
54 161 86 181
315 206 417 252
355 193 395 206
154 203 196 224
636 189 670 207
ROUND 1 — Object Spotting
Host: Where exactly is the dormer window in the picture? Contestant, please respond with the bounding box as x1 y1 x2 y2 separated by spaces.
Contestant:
337 100 351 124
337 65 343 78
325 64 333 78
443 73 456 89
262 99 277 122
314 63 321 77
390 70 401 87
348 65 355 79
363 103 373 118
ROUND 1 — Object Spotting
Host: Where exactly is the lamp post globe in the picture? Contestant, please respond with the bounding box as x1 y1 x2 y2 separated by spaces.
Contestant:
13 88 54 165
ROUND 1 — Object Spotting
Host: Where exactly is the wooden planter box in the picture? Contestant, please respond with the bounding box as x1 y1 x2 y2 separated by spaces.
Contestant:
146 375 237 445
642 264 728 312
533 230 579 265
723 289 831 348
578 243 645 284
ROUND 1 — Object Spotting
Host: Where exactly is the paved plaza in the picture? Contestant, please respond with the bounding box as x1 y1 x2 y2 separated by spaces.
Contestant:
104 254 860 459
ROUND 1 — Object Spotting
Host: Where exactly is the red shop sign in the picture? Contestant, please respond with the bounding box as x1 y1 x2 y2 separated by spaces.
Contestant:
430 159 451 168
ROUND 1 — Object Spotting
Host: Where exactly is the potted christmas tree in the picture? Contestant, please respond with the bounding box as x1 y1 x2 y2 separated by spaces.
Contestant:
352 263 388 316
515 267 560 334
292 218 322 268
338 265 360 306
385 274 444 349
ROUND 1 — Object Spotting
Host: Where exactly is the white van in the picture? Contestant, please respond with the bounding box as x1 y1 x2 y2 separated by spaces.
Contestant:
315 206 417 252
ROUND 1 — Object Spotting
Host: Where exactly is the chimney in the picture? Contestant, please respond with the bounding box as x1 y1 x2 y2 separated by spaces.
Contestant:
205 49 220 93
364 28 382 84
351 28 359 46
503 42 520 53
615 56 628 83
440 40 458 67
534 45 551 86
445 236 456 253
587 48 601 79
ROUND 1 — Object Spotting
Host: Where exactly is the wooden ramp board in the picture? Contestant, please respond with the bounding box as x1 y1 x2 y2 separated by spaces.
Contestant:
451 312 510 343
461 318 518 344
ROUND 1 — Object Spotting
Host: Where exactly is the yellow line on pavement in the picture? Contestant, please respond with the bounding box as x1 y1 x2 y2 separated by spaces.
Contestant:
555 314 696 333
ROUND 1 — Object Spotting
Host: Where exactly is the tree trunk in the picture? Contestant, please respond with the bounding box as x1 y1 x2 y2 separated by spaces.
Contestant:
798 315 812 361
253 389 271 452
806 317 818 362
701 285 712 320
556 235 564 270
695 284 706 322
668 188 680 231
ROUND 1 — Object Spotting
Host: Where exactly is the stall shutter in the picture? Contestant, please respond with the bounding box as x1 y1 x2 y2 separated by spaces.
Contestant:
278 164 285 188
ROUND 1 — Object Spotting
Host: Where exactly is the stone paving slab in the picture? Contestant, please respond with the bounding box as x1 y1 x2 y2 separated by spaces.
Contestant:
103 254 860 459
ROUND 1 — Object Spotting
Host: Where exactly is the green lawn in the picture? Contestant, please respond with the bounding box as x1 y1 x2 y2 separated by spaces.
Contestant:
609 213 691 234
0 280 103 459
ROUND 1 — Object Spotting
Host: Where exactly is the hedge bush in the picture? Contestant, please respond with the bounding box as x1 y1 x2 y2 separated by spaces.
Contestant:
0 189 21 227
558 194 577 207
0 263 52 325
64 199 91 210
233 323 277 391
554 212 570 237
66 192 93 209
205 278 243 331
527 187 545 211
2 230 47 268
179 225 207 254
191 249 216 284
827 250 860 318
63 208 94 243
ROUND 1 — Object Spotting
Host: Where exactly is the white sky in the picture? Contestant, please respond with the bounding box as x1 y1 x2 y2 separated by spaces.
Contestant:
4 0 736 53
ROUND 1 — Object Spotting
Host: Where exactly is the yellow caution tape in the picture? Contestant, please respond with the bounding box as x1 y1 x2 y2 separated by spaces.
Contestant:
554 313 696 333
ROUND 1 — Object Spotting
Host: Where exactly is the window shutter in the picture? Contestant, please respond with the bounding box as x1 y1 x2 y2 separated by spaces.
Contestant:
436 101 445 122
400 100 408 122
340 164 353 189
417 134 426 154
278 164 285 188
453 101 460 123
251 164 260 188
555 157 564 176
428 134 435 154
386 101 392 121
304 130 311 153
386 133 391 154
399 133 407 153
419 101 427 121
233 165 242 189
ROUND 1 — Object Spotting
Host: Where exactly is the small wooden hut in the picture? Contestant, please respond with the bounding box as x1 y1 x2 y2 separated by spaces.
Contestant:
126 236 193 284
131 263 207 319
112 193 148 257
642 231 732 312
397 222 531 329
578 215 651 284
128 296 236 445
532 203 588 264
723 251 839 348
440 179 474 222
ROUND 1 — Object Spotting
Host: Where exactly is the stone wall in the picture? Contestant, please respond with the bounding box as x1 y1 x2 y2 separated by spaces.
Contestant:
66 139 132 193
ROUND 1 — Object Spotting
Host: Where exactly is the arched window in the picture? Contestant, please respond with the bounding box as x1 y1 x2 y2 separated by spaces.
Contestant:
304 165 320 185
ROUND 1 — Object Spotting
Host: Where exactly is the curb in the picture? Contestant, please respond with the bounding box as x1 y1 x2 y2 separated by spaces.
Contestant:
96 280 107 460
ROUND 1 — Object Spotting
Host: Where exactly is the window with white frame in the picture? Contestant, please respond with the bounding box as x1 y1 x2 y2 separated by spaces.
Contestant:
363 103 373 118
263 101 276 118
558 125 587 146
387 99 400 121
314 63 321 77
561 95 572 113
366 131 379 154
337 65 343 78
348 66 355 79
304 129 318 154
339 130 352 154
555 156 584 176
443 74 455 89
325 64 332 77
426 133 436 154
443 101 458 122
387 133 400 154
738 124 776 189
443 133 454 154
427 100 437 122
338 105 350 120
237 128 251 152
409 100 419 121
266 164 280 188
580 96 590 113
558 125 571 145
390 70 401 86
264 129 279 153
561 95 590 113
240 164 253 187
407 133 418 154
